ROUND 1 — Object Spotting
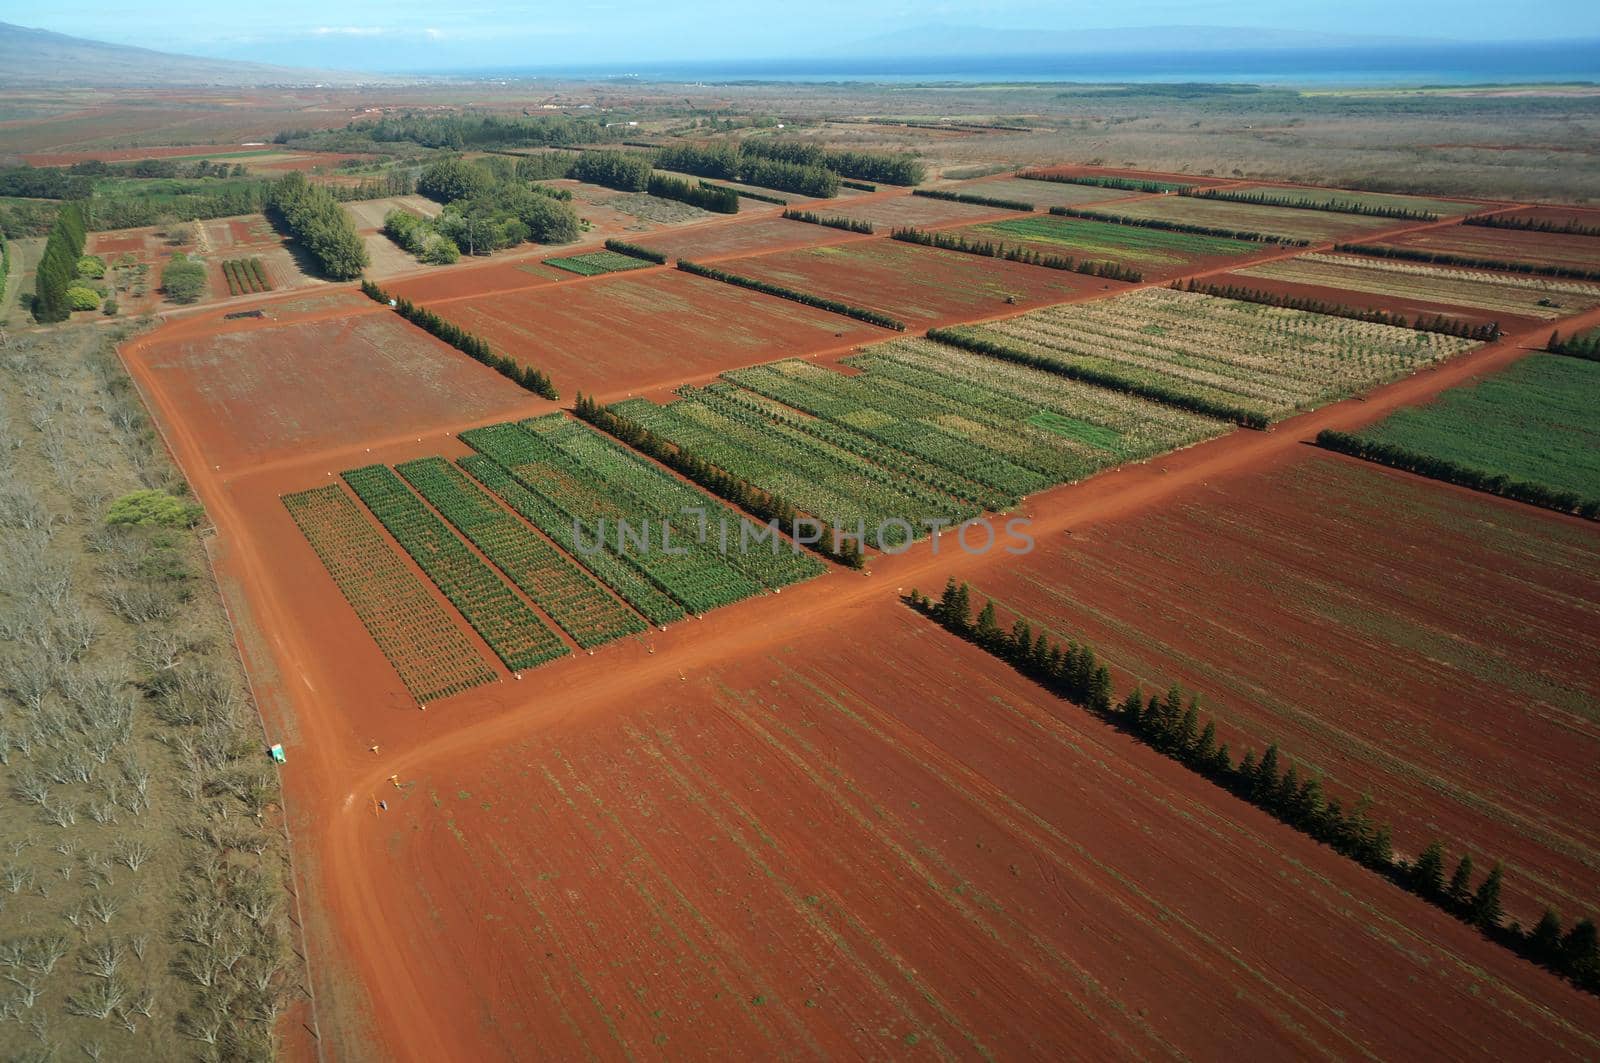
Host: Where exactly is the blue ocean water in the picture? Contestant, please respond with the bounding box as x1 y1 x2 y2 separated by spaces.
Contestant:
458 41 1600 86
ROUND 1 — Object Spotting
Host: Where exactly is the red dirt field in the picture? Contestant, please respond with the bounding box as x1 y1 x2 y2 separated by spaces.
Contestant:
123 303 544 471
711 239 1110 326
956 173 1155 209
1363 223 1600 272
118 293 1600 1059
821 192 1030 228
419 268 887 398
972 450 1600 919
1495 205 1600 229
382 258 575 301
1201 269 1528 331
631 214 862 261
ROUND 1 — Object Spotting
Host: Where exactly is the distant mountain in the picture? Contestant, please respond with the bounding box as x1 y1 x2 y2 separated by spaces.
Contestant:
838 24 1441 57
0 21 387 86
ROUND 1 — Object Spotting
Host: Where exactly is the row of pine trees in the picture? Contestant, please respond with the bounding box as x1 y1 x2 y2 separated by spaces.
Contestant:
30 201 87 323
908 578 1599 995
359 280 556 399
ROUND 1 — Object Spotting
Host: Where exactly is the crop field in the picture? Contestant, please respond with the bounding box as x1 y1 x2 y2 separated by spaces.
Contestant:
972 450 1600 918
395 457 648 649
429 269 886 396
124 303 536 470
717 346 1220 504
220 256 272 294
1350 353 1600 504
1358 224 1600 273
282 485 499 702
630 215 860 260
956 213 1265 271
1088 194 1408 243
821 191 1025 228
1234 252 1600 320
1211 184 1481 217
961 175 1148 209
348 596 1600 1059
543 249 656 276
382 258 572 301
947 287 1477 421
710 240 1090 326
460 416 822 616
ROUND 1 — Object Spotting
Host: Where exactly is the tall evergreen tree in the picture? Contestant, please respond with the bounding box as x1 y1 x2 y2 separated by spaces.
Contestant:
1469 863 1505 930
1412 841 1446 898
1446 854 1475 909
1530 909 1563 964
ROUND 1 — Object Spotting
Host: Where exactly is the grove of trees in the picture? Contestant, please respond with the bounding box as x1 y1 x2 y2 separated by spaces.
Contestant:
30 201 87 323
263 173 368 280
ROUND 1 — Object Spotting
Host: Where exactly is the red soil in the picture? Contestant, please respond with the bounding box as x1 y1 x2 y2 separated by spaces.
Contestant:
382 259 572 302
1369 224 1600 272
411 268 886 399
823 192 1030 228
712 239 1108 327
1497 204 1600 229
1202 271 1526 330
631 215 861 261
111 244 1600 1059
124 304 544 472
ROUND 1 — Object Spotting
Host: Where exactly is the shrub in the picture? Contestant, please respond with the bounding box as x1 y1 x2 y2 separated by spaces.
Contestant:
160 253 208 304
66 285 101 311
76 254 107 278
106 489 204 527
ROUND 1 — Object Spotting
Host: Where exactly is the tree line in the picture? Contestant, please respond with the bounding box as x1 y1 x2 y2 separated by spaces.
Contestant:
782 209 874 234
359 280 558 398
1317 429 1599 519
1174 279 1501 339
676 259 907 331
1334 242 1600 282
893 226 1143 281
383 209 460 264
603 239 667 264
264 173 367 279
1547 328 1600 360
1017 171 1187 193
737 140 924 185
1052 206 1311 246
1179 186 1441 221
1465 214 1600 238
913 188 1035 212
414 157 581 254
30 201 87 323
707 181 787 205
928 326 1268 429
647 174 740 214
908 579 1600 996
573 395 864 568
279 113 627 152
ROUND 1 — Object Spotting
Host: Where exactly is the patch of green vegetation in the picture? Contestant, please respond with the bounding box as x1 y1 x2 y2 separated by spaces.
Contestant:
979 214 1258 265
1354 353 1600 505
1026 410 1124 449
106 488 204 528
544 250 656 276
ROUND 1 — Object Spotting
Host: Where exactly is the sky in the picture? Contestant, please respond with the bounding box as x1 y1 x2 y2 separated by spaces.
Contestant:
7 1 1600 71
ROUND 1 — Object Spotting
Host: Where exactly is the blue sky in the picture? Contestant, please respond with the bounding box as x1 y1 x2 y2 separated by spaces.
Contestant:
9 2 1600 69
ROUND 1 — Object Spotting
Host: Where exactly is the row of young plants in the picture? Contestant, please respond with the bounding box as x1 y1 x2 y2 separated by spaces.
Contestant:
1548 327 1600 360
359 279 558 398
282 485 498 703
724 360 1047 500
461 422 767 616
575 395 867 566
220 257 271 296
1174 278 1501 339
458 454 686 627
1465 214 1600 238
675 259 907 330
263 173 367 279
890 226 1144 281
1335 242 1600 282
647 174 740 213
840 179 877 192
543 250 654 276
1316 429 1600 519
341 464 571 671
1179 186 1441 221
602 238 668 264
911 188 1034 212
781 209 874 234
30 201 87 323
394 457 648 648
1016 171 1189 193
1051 206 1312 246
927 325 1269 429
907 579 1600 997
524 414 825 592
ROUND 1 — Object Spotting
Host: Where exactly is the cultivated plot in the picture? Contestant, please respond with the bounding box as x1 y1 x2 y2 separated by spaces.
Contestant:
958 175 1151 209
944 287 1477 422
1355 224 1600 274
1234 252 1600 321
822 192 1026 228
1086 194 1411 243
1204 184 1480 218
953 213 1264 273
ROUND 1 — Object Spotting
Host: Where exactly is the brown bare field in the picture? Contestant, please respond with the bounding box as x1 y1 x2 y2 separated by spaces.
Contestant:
631 215 861 260
972 450 1600 919
343 195 442 232
123 302 541 471
958 174 1153 208
822 191 1028 228
382 257 573 300
417 268 886 397
1360 224 1600 272
712 239 1103 326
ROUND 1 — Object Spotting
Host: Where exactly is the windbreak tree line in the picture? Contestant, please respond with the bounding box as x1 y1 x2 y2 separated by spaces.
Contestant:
278 114 627 152
360 280 558 399
909 579 1600 996
1548 328 1600 360
1176 279 1500 340
31 201 87 322
264 173 367 280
